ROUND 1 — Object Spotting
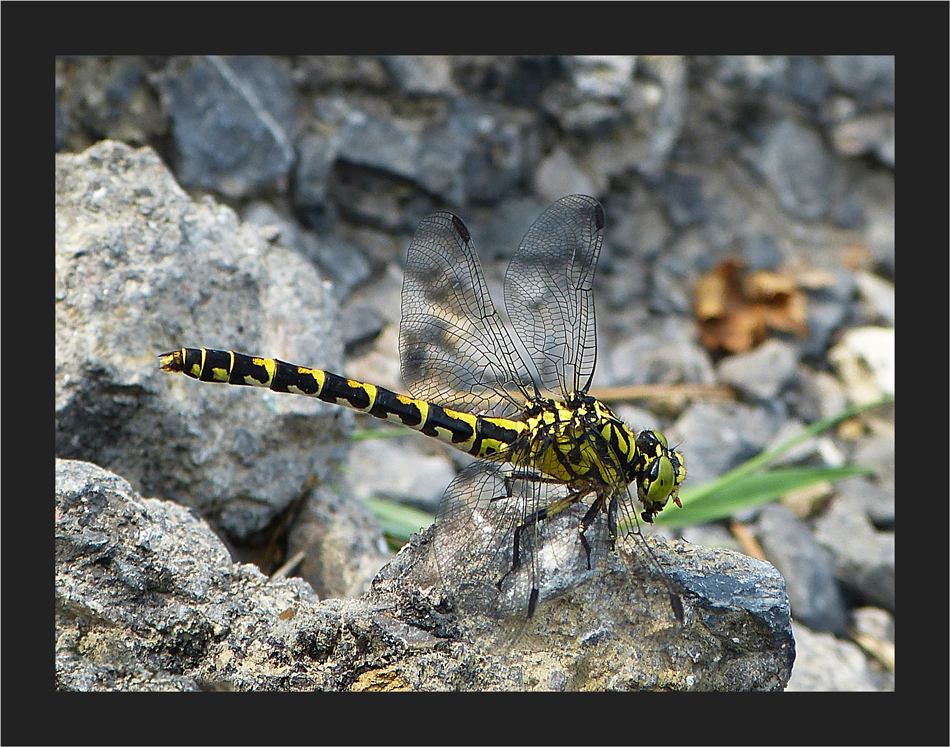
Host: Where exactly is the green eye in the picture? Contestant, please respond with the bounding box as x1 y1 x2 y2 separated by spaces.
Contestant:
637 429 668 457
646 455 676 504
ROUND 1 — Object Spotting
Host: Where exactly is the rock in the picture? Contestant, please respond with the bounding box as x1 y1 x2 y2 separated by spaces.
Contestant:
814 491 894 612
786 622 879 691
601 315 716 389
756 505 848 634
669 402 785 488
533 145 596 204
564 55 637 99
56 459 795 691
345 437 455 514
828 326 895 401
825 55 894 107
854 271 895 327
56 459 321 691
717 339 801 402
55 141 388 597
382 56 456 96
756 119 836 222
156 56 297 197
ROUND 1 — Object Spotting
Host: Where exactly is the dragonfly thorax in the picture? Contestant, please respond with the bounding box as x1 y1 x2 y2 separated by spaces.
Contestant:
519 393 635 488
514 391 685 524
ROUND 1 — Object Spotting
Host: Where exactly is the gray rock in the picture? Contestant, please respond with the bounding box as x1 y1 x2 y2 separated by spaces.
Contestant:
739 232 783 271
56 57 166 149
382 56 455 96
337 300 388 350
55 141 388 598
336 110 423 186
325 106 474 211
451 56 561 107
56 93 69 151
636 55 688 179
814 490 894 611
657 171 707 228
242 201 372 303
669 401 785 488
834 474 893 529
825 55 894 108
850 434 895 505
601 315 716 389
157 56 297 198
452 101 542 204
762 418 845 473
717 339 801 402
715 55 790 93
533 145 597 204
854 271 895 327
801 270 857 358
345 437 455 514
292 130 341 231
792 369 849 425
852 605 894 644
785 56 832 107
756 505 848 635
850 606 894 691
756 119 836 221
786 622 879 691
295 56 389 90
832 112 895 167
564 55 636 99
56 459 794 691
56 459 319 691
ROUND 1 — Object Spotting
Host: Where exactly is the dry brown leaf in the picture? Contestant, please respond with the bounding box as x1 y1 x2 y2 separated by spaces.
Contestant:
695 257 809 353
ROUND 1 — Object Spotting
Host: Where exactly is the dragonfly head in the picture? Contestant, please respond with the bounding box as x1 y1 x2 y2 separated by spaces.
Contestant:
635 430 685 523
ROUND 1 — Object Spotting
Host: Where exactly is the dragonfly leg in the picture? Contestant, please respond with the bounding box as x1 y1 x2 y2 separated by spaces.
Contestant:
578 492 613 569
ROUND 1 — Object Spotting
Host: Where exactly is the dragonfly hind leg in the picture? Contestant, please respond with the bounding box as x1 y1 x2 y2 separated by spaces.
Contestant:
494 472 599 577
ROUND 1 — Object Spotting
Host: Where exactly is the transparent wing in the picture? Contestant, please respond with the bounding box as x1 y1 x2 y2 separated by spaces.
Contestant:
432 429 615 619
400 212 535 417
504 195 605 398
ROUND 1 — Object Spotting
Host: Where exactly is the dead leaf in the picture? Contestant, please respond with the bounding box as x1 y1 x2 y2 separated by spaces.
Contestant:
695 257 809 353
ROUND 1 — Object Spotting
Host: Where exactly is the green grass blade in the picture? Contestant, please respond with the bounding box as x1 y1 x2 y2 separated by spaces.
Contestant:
351 426 411 442
685 394 893 504
653 465 872 528
365 497 434 547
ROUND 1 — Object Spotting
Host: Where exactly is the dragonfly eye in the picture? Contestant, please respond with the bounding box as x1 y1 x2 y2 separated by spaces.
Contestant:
636 429 668 457
643 454 676 506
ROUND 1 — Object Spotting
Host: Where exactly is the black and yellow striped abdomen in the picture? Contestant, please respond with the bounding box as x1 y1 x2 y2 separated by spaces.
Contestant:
159 347 526 459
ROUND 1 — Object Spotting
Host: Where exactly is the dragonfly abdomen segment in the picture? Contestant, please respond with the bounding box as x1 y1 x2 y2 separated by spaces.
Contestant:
159 348 525 457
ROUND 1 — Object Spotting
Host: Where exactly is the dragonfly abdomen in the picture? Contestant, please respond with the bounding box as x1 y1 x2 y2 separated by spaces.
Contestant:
159 347 525 458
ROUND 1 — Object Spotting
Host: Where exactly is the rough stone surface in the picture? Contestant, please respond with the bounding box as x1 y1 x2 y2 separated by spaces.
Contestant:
56 459 794 692
156 55 297 197
55 141 388 599
756 504 848 635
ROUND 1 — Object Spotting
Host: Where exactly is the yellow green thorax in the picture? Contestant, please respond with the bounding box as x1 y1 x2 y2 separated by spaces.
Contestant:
509 392 685 522
521 397 629 485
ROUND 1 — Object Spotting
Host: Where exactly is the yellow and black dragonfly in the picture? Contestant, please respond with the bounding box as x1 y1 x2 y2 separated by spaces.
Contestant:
160 195 685 620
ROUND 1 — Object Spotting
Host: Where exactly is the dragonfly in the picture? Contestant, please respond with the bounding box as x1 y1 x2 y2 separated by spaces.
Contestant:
159 195 685 621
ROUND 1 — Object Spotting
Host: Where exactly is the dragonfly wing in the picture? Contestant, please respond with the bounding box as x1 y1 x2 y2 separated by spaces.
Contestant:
504 195 605 398
400 212 534 417
433 440 610 619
